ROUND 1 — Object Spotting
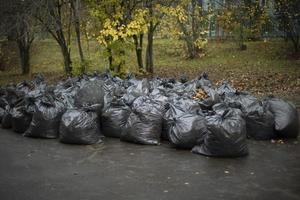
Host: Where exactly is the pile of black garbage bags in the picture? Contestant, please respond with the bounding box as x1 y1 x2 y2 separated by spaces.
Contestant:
0 72 299 157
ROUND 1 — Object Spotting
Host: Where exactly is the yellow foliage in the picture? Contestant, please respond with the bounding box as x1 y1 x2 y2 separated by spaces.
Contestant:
96 8 149 47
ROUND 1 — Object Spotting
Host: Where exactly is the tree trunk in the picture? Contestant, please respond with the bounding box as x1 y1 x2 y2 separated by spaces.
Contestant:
35 0 72 74
55 27 72 74
138 34 143 68
115 49 125 73
294 42 299 53
107 47 113 71
146 23 154 73
21 48 30 74
291 36 299 53
133 34 144 69
238 24 247 50
17 38 31 74
145 1 155 74
60 43 72 74
18 45 30 74
72 0 85 72
83 26 90 57
186 39 197 59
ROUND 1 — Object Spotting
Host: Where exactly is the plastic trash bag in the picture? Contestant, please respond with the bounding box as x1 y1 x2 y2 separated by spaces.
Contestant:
0 97 9 109
192 108 248 157
0 107 5 122
1 107 12 129
126 78 150 97
150 87 168 103
167 113 207 149
198 86 221 109
224 92 257 113
74 80 104 110
162 104 186 140
266 97 299 138
32 73 45 86
169 97 202 114
55 86 79 109
121 96 163 145
3 86 19 107
245 101 275 140
160 79 176 89
101 103 131 138
197 72 212 87
16 81 33 94
11 99 34 133
59 108 103 144
149 77 163 91
179 75 189 83
24 94 66 138
216 81 236 97
122 79 150 105
102 82 125 111
183 79 198 96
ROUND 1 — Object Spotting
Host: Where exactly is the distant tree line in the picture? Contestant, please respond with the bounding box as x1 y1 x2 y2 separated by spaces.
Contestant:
0 0 299 75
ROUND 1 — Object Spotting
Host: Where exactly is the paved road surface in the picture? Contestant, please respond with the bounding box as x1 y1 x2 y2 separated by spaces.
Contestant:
0 129 299 200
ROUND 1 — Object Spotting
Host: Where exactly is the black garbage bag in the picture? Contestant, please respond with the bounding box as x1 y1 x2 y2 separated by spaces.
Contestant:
127 78 150 96
192 108 248 157
0 97 9 108
266 97 299 138
245 101 275 140
32 74 47 93
212 102 230 115
1 107 12 129
101 103 131 138
55 85 79 109
24 94 66 139
74 80 104 110
98 70 113 80
167 113 207 149
160 79 176 89
123 73 139 88
169 97 202 114
121 93 137 106
197 72 212 87
162 104 185 140
224 92 257 113
11 99 34 133
122 79 150 105
121 96 163 145
149 77 163 91
198 86 221 109
26 86 45 100
150 87 168 103
180 75 189 83
56 76 79 89
59 108 103 144
102 81 125 111
4 86 19 107
182 79 198 96
16 81 33 95
0 107 5 122
0 87 6 96
216 81 236 97
32 73 45 86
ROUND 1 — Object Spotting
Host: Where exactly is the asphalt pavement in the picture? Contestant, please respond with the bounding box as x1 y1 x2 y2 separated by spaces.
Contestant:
0 129 299 200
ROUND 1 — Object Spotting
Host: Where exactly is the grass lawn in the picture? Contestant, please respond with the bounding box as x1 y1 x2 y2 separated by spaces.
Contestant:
0 37 299 102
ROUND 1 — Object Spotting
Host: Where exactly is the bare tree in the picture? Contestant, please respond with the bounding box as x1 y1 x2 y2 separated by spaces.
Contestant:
274 0 300 53
32 0 73 74
133 34 144 69
70 0 85 72
144 0 177 73
0 0 36 74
